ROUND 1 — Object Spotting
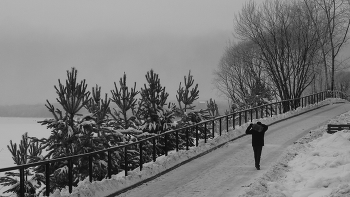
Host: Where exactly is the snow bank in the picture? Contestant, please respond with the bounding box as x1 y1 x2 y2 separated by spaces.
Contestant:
239 101 350 197
45 98 346 197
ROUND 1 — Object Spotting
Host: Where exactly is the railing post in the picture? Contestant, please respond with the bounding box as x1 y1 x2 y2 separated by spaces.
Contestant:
310 94 313 104
152 138 156 162
239 112 242 126
313 94 316 104
46 163 50 196
68 159 73 193
301 97 304 107
195 125 198 147
20 167 25 197
219 118 222 136
270 104 273 116
204 122 207 143
275 103 278 115
279 102 282 114
232 113 235 129
108 150 112 178
312 95 314 104
305 96 307 105
212 120 215 138
250 109 253 121
89 154 93 182
124 146 128 177
226 116 229 132
177 130 180 150
139 142 143 171
186 128 189 150
164 133 168 156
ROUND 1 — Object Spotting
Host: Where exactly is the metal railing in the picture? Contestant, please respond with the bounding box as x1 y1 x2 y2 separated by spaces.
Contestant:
0 90 347 197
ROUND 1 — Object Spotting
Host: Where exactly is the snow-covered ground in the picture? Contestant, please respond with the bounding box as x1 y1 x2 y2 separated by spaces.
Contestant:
44 98 348 197
239 103 350 197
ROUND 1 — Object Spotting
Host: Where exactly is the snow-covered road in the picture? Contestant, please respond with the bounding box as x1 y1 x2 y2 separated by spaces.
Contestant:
115 103 350 197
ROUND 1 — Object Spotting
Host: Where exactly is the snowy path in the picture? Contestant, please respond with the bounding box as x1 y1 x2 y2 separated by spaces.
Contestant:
114 103 350 197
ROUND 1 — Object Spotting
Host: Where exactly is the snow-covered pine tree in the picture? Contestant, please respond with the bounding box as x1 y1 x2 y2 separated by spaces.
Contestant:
174 71 214 145
136 70 178 157
28 68 123 194
138 69 173 134
0 133 43 196
110 73 139 130
110 73 148 170
176 70 199 112
83 85 125 180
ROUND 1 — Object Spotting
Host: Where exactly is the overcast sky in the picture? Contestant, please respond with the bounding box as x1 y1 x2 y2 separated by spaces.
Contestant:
0 0 262 105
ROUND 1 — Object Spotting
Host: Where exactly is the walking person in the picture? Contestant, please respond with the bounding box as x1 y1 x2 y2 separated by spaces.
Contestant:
245 122 269 170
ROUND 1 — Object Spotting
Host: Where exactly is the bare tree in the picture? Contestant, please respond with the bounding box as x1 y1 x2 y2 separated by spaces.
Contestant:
304 0 350 91
214 40 273 111
234 0 322 110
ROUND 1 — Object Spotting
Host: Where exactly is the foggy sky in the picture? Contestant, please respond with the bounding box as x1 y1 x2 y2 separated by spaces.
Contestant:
0 0 255 105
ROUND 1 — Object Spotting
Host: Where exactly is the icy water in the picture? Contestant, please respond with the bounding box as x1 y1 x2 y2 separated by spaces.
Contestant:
0 117 51 169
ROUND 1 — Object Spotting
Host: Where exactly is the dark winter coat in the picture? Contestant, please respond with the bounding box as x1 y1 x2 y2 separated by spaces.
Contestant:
245 123 269 146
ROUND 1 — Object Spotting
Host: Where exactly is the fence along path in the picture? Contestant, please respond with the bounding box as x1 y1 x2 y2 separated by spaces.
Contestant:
115 102 350 197
0 91 347 197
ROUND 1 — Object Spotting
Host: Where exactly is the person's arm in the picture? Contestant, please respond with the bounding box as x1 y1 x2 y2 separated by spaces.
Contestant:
246 123 253 134
261 124 268 133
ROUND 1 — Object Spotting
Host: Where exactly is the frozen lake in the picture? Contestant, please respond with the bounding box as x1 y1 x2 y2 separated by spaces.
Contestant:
0 117 51 169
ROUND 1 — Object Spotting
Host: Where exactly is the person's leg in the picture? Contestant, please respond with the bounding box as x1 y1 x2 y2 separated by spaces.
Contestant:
253 146 262 170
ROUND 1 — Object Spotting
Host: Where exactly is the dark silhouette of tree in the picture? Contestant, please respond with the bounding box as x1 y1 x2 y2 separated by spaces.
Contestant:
176 70 199 112
235 0 322 111
138 69 171 133
110 72 139 130
214 41 274 111
304 0 350 92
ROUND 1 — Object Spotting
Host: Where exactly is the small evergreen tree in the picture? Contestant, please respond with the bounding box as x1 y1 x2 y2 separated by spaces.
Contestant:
28 68 123 194
174 70 213 126
110 73 144 170
138 69 172 133
176 70 199 112
85 85 111 134
110 73 139 130
0 133 43 196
